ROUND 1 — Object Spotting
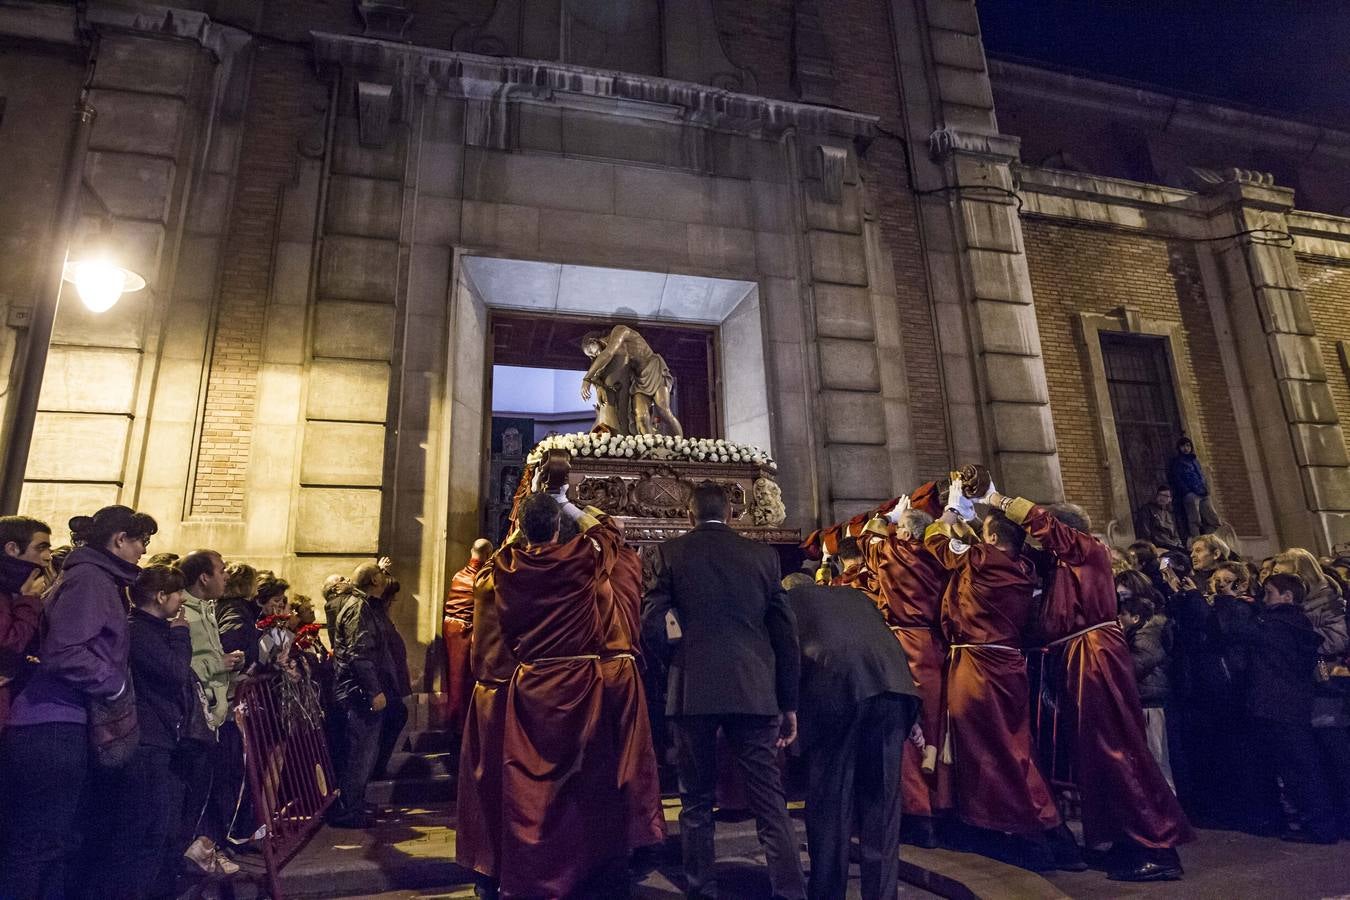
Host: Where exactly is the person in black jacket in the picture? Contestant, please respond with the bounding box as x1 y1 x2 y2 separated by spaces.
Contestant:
100 564 194 899
212 561 259 844
642 483 805 900
1163 555 1262 828
353 559 410 782
328 572 397 828
1116 580 1176 796
1231 574 1335 843
784 576 917 900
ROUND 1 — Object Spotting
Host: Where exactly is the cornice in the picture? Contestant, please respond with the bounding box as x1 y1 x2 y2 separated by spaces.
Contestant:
310 31 879 144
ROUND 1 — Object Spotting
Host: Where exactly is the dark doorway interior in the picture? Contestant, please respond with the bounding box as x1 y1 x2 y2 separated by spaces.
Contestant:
1100 332 1184 521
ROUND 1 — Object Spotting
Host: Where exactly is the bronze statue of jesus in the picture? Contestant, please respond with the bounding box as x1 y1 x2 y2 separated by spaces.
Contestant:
580 325 684 437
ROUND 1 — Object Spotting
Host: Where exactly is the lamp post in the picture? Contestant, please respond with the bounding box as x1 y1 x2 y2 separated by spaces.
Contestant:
0 91 146 514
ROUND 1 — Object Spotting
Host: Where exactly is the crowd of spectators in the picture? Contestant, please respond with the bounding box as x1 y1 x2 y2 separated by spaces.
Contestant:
0 506 410 899
1116 532 1350 843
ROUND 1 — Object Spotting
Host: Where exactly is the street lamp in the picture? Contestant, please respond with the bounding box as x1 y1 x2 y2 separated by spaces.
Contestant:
63 247 147 313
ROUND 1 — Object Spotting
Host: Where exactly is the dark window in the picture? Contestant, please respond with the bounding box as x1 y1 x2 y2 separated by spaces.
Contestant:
1099 333 1183 520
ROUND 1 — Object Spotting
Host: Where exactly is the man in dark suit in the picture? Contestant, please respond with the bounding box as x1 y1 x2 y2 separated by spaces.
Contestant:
782 573 919 900
643 483 805 900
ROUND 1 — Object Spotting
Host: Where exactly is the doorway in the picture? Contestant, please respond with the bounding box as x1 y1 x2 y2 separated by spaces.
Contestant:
1099 332 1183 521
485 312 719 541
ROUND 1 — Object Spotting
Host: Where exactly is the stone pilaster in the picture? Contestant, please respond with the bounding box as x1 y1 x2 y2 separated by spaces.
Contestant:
1198 174 1350 551
886 0 1063 499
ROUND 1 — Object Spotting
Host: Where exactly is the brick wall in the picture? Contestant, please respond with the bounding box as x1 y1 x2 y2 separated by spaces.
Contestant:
716 0 950 476
1023 219 1260 534
190 44 316 516
1302 258 1350 442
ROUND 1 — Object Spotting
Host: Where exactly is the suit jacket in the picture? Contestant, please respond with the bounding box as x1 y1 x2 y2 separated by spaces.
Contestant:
787 584 917 747
642 522 800 717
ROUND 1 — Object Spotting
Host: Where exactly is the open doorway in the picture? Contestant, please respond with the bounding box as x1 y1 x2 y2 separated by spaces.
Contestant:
485 312 719 541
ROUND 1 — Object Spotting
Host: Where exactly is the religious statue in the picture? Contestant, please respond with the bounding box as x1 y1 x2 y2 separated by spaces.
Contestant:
580 325 684 438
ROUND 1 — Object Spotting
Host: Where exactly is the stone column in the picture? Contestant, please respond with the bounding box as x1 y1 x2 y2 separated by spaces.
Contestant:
886 0 1064 500
1197 173 1350 552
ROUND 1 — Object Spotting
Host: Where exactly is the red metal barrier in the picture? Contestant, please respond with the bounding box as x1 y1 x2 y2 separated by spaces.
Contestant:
234 672 338 899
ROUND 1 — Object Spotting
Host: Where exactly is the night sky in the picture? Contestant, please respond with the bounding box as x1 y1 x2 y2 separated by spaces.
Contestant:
976 0 1350 126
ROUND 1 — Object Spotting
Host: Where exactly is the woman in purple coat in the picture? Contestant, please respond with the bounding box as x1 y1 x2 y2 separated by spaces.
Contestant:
0 505 156 899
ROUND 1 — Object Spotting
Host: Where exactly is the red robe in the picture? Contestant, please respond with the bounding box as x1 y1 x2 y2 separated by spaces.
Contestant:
802 480 947 558
925 523 1061 835
865 526 951 818
1010 501 1194 849
598 545 665 852
443 559 479 731
494 515 624 898
455 565 517 878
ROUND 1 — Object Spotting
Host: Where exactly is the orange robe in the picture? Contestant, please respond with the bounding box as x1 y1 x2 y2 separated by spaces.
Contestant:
443 559 478 731
598 545 665 852
864 525 951 818
494 514 624 898
455 564 517 879
925 523 1060 835
1009 501 1194 850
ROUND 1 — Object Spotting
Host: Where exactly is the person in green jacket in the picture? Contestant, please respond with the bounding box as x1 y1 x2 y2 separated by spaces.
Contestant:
176 549 243 876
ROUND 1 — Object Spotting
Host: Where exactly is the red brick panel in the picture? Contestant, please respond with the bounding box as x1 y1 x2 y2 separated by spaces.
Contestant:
1023 220 1260 535
191 46 314 517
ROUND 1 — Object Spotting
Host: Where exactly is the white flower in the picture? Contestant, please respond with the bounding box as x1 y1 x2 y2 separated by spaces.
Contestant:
624 447 634 457
580 446 591 456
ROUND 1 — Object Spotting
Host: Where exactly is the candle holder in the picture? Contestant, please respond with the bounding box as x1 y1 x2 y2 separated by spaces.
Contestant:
542 448 572 491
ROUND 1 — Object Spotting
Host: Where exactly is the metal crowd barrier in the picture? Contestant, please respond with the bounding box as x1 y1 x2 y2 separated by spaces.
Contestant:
234 672 338 899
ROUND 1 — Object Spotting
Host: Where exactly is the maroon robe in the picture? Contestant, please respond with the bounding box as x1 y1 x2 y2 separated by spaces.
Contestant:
865 525 951 817
494 515 624 898
1010 501 1194 849
598 544 665 852
925 523 1061 835
443 559 478 732
455 565 517 878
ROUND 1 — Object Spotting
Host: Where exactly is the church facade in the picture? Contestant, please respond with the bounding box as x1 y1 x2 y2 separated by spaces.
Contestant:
2 0 1348 681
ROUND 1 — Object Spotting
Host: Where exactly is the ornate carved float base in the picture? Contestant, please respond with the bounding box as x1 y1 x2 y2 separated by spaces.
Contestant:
562 457 797 546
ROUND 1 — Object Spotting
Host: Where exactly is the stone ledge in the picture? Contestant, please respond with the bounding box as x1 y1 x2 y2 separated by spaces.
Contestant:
311 32 879 144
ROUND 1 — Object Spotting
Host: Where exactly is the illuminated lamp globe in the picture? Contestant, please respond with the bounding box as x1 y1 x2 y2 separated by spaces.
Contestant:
61 256 146 313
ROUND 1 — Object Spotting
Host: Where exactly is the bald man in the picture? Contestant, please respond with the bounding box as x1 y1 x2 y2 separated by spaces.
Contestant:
445 539 493 735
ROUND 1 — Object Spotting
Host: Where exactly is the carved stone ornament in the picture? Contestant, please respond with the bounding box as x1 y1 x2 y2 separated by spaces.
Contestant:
928 127 1020 162
356 81 394 148
356 0 413 40
1186 167 1276 189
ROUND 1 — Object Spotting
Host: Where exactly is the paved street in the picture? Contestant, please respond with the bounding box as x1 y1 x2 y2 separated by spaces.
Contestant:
255 800 1350 900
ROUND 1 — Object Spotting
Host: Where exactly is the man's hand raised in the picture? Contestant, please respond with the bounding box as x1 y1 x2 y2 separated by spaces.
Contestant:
19 568 47 598
775 710 798 749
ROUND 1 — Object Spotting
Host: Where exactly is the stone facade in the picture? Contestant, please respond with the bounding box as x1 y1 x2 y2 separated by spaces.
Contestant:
1 0 1348 683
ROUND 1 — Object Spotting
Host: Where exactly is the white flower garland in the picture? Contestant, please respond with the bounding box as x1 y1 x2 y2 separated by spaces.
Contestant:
526 432 777 472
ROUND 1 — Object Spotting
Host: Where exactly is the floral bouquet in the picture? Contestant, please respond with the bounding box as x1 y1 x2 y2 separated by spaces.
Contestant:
526 432 777 470
255 613 295 668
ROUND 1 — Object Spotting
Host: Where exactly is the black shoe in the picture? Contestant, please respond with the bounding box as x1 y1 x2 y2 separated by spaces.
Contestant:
1016 837 1056 873
1046 824 1087 872
1108 860 1184 882
327 812 375 829
900 816 941 849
